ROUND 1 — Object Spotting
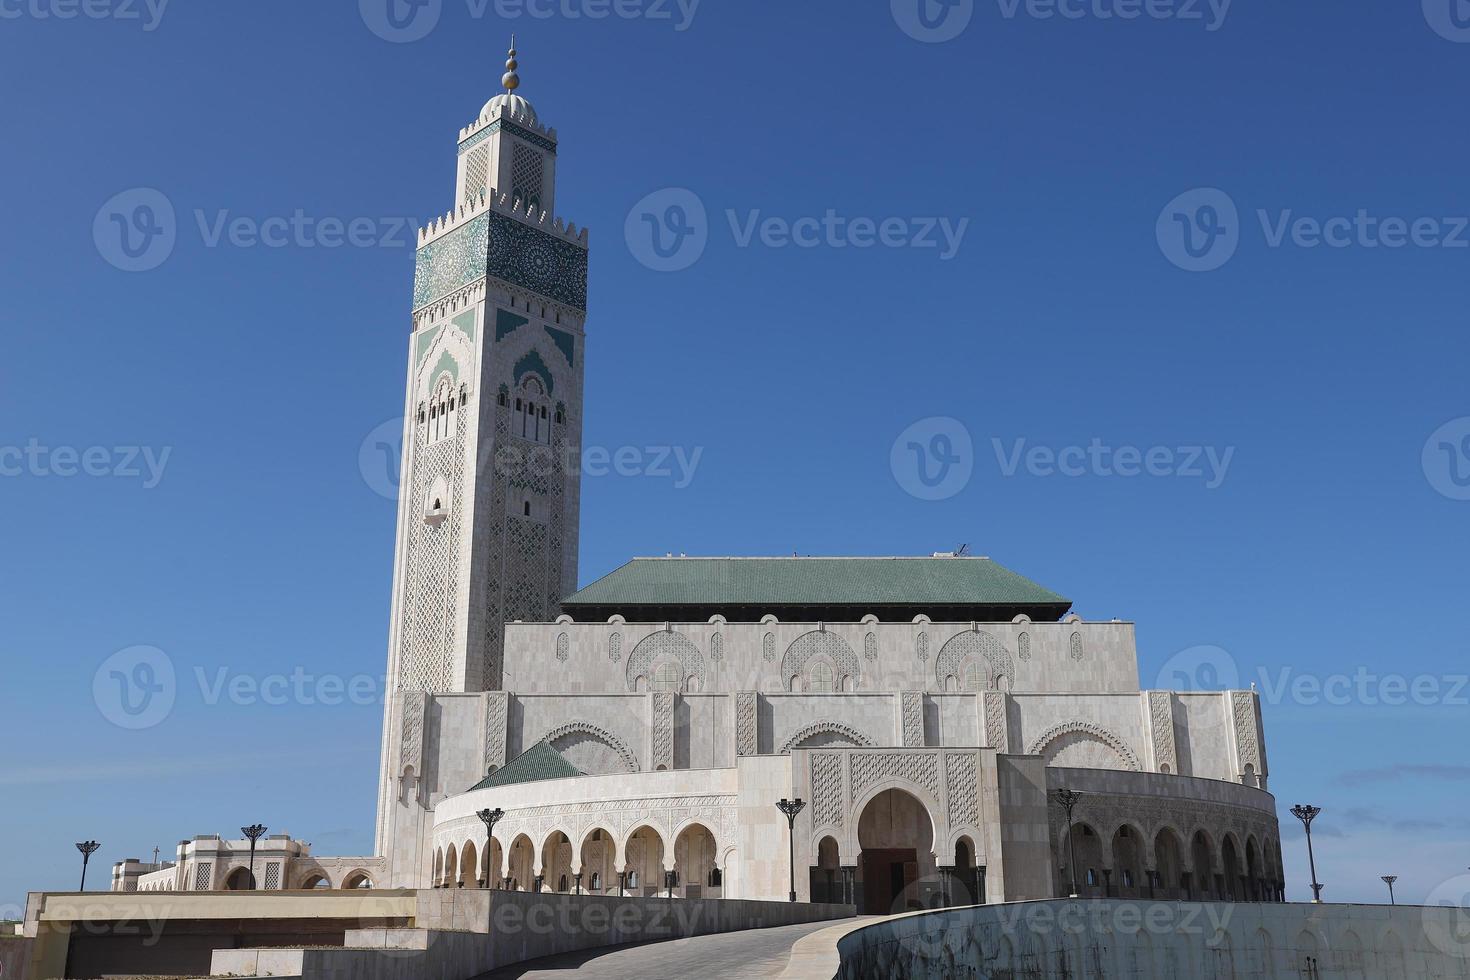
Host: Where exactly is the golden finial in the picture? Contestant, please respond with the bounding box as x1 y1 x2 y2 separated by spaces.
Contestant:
502 34 520 94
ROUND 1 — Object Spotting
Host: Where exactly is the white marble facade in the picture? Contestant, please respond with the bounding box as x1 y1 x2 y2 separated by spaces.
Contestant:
366 73 1284 912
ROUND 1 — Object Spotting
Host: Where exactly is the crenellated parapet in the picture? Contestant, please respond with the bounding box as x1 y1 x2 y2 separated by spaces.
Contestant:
458 101 558 154
418 185 587 250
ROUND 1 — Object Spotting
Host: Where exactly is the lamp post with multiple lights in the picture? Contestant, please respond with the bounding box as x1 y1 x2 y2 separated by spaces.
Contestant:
1289 805 1323 903
776 798 806 903
242 825 267 891
1381 875 1397 905
75 841 100 891
476 808 504 888
1052 788 1083 898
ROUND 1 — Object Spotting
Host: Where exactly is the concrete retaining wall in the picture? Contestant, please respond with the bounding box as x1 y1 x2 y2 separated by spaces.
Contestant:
1 935 33 980
212 890 854 979
792 899 1470 979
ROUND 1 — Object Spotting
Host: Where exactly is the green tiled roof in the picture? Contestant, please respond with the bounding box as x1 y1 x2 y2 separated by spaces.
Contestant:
564 556 1069 609
468 740 581 792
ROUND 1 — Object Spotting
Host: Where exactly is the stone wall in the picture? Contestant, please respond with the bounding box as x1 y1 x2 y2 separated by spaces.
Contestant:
504 618 1140 696
811 899 1470 979
211 890 854 980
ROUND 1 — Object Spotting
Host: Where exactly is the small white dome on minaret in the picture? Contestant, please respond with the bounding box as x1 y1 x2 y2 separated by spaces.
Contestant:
481 93 537 124
481 35 537 123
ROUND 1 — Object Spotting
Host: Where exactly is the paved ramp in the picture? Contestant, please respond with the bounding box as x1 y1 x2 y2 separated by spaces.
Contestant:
472 918 850 979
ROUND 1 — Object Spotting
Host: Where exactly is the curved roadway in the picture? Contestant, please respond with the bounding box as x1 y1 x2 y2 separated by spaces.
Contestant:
471 917 857 979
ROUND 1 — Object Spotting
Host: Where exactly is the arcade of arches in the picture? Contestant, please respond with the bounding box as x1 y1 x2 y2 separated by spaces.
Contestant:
431 822 722 899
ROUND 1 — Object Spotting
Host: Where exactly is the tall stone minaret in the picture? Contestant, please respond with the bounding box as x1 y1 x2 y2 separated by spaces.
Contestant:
374 41 589 884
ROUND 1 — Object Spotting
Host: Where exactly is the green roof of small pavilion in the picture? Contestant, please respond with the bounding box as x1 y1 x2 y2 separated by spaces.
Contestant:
468 740 581 792
562 556 1071 621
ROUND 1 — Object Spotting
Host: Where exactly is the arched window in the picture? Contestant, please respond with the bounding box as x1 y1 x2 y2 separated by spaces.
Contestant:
651 662 682 693
514 378 550 444
425 377 457 444
962 662 982 692
808 662 835 693
590 872 601 891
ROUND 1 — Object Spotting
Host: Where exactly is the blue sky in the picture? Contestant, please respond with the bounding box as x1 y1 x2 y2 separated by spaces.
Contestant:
2 0 1469 912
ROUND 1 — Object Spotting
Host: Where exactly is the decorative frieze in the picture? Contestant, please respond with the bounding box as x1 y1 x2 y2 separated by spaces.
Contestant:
851 751 941 801
812 753 845 829
900 691 925 747
650 692 675 770
1147 691 1178 774
945 753 980 830
735 691 758 757
982 690 1009 752
483 691 510 774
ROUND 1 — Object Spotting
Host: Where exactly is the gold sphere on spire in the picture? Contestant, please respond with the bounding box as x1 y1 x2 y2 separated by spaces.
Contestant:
502 35 521 93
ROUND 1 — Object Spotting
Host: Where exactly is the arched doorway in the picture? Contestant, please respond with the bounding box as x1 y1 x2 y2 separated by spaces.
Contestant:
1111 825 1145 898
1245 837 1262 902
225 867 254 891
341 871 373 890
1221 835 1242 901
541 832 573 892
1154 828 1185 899
579 828 614 894
624 825 666 897
952 835 982 905
443 844 458 888
483 836 504 889
1066 822 1104 897
507 834 534 891
1190 830 1216 900
459 840 478 888
856 788 936 914
811 836 841 904
674 823 719 898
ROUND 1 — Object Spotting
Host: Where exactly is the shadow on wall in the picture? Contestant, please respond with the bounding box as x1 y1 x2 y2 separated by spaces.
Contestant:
827 900 1469 980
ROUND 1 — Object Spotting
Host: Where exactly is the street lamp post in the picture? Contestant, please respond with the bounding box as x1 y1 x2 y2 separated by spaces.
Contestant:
1052 788 1083 899
1289 805 1323 903
75 841 100 891
242 825 267 890
476 808 504 888
1381 875 1397 905
776 798 806 903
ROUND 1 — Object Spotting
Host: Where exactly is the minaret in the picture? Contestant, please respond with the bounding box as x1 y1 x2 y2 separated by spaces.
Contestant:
374 41 590 884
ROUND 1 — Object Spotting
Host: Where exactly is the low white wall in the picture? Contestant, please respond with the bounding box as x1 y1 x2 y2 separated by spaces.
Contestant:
807 899 1470 979
212 890 854 980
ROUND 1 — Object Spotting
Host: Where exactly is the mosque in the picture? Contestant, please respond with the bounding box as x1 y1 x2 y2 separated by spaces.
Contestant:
115 43 1285 917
